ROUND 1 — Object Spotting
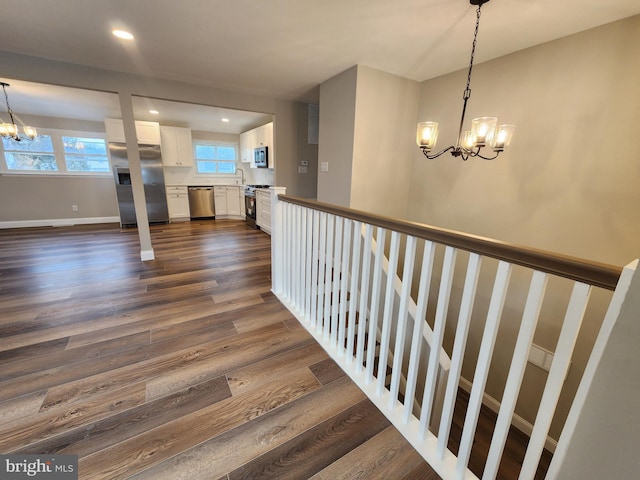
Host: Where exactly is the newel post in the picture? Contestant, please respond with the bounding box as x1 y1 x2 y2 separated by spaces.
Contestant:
549 259 640 479
270 187 287 296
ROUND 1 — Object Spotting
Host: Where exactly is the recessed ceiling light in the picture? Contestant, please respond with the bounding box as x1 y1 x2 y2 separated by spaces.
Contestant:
149 110 159 115
113 29 134 40
221 118 230 123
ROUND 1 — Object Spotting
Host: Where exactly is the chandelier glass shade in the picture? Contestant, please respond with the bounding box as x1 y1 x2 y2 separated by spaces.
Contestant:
416 0 514 161
0 82 37 142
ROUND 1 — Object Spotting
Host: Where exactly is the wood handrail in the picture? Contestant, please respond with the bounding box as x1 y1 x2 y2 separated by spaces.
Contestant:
277 195 622 291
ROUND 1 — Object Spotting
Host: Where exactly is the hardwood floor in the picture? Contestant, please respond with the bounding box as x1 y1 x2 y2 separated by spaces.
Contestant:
0 220 552 479
0 220 439 479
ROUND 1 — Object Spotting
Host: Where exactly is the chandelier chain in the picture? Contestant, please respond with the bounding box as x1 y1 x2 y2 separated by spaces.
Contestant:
1 82 17 125
456 3 483 147
464 5 482 100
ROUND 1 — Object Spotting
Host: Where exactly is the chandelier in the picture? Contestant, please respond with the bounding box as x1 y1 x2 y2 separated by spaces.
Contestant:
0 82 37 142
416 0 514 161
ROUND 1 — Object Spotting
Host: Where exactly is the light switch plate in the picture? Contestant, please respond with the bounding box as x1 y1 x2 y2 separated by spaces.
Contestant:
320 162 329 172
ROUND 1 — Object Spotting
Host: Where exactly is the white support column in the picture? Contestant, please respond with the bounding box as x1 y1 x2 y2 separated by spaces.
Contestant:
118 91 153 262
269 186 287 295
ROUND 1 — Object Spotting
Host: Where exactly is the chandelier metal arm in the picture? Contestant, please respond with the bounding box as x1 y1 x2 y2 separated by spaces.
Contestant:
422 146 456 159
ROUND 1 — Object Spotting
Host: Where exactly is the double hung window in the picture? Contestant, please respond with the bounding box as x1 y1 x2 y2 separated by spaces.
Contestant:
194 142 237 175
0 129 109 175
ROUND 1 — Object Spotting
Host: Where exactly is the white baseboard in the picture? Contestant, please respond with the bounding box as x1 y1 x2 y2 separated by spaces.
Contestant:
0 216 120 229
140 249 155 261
458 377 558 453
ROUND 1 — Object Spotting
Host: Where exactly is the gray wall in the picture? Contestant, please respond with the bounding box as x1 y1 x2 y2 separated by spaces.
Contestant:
351 65 419 219
556 261 640 479
317 66 357 207
408 15 640 439
314 14 640 443
0 113 118 223
318 65 419 218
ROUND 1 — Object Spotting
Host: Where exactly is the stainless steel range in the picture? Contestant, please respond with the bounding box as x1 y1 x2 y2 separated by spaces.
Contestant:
244 184 271 229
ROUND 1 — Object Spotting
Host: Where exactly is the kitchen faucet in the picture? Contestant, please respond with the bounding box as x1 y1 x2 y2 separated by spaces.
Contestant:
236 167 245 185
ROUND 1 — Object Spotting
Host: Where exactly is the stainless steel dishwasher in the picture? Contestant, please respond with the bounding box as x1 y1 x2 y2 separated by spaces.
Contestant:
187 186 215 218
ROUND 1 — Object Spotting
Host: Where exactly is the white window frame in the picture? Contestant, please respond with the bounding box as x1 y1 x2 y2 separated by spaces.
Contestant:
0 128 110 176
193 140 238 176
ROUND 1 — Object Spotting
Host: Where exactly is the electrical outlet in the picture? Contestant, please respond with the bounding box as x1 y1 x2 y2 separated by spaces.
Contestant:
72 205 79 212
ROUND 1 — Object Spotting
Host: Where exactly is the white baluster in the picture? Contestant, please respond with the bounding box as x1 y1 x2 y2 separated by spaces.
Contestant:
337 219 352 356
389 235 417 409
483 270 549 480
404 240 436 423
456 261 512 478
323 214 335 340
304 208 313 321
367 227 386 384
310 210 320 329
421 246 458 437
519 281 591 479
346 221 362 364
356 224 374 373
331 217 344 348
377 231 400 396
437 253 482 459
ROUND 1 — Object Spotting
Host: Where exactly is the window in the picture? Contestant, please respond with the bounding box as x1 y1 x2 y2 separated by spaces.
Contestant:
2 135 57 171
0 129 109 175
62 136 110 172
194 142 237 175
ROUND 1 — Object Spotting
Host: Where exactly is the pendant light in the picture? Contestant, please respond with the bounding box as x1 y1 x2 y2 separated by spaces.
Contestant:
416 0 514 161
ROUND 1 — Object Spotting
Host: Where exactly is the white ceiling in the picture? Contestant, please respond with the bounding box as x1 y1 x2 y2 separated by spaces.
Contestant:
1 0 639 130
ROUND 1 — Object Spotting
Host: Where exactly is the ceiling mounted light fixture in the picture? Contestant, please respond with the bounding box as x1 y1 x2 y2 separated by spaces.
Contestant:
416 0 514 161
112 29 134 40
0 82 37 142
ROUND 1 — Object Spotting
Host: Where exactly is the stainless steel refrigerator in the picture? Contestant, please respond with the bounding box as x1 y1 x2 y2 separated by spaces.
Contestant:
110 143 169 227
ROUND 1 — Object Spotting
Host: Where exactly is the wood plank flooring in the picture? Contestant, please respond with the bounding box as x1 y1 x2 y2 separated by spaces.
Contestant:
0 220 551 479
0 220 439 479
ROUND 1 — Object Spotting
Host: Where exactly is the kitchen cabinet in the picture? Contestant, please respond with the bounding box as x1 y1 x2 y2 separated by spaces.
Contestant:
214 185 243 218
240 122 274 169
166 186 190 221
160 126 193 167
239 130 255 164
256 188 271 235
213 186 228 216
104 118 161 145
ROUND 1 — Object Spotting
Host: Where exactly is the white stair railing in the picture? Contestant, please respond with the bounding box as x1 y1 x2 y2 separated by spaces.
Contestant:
269 189 634 480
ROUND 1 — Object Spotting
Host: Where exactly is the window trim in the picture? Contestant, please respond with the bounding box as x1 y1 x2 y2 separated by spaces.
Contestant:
193 140 238 176
0 128 110 176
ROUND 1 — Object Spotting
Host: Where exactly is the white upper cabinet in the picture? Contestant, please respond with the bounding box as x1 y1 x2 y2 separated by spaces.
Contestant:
160 126 194 167
240 122 274 169
239 130 255 164
104 119 161 145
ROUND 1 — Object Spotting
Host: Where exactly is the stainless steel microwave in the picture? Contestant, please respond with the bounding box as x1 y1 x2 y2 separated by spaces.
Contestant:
254 146 268 168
